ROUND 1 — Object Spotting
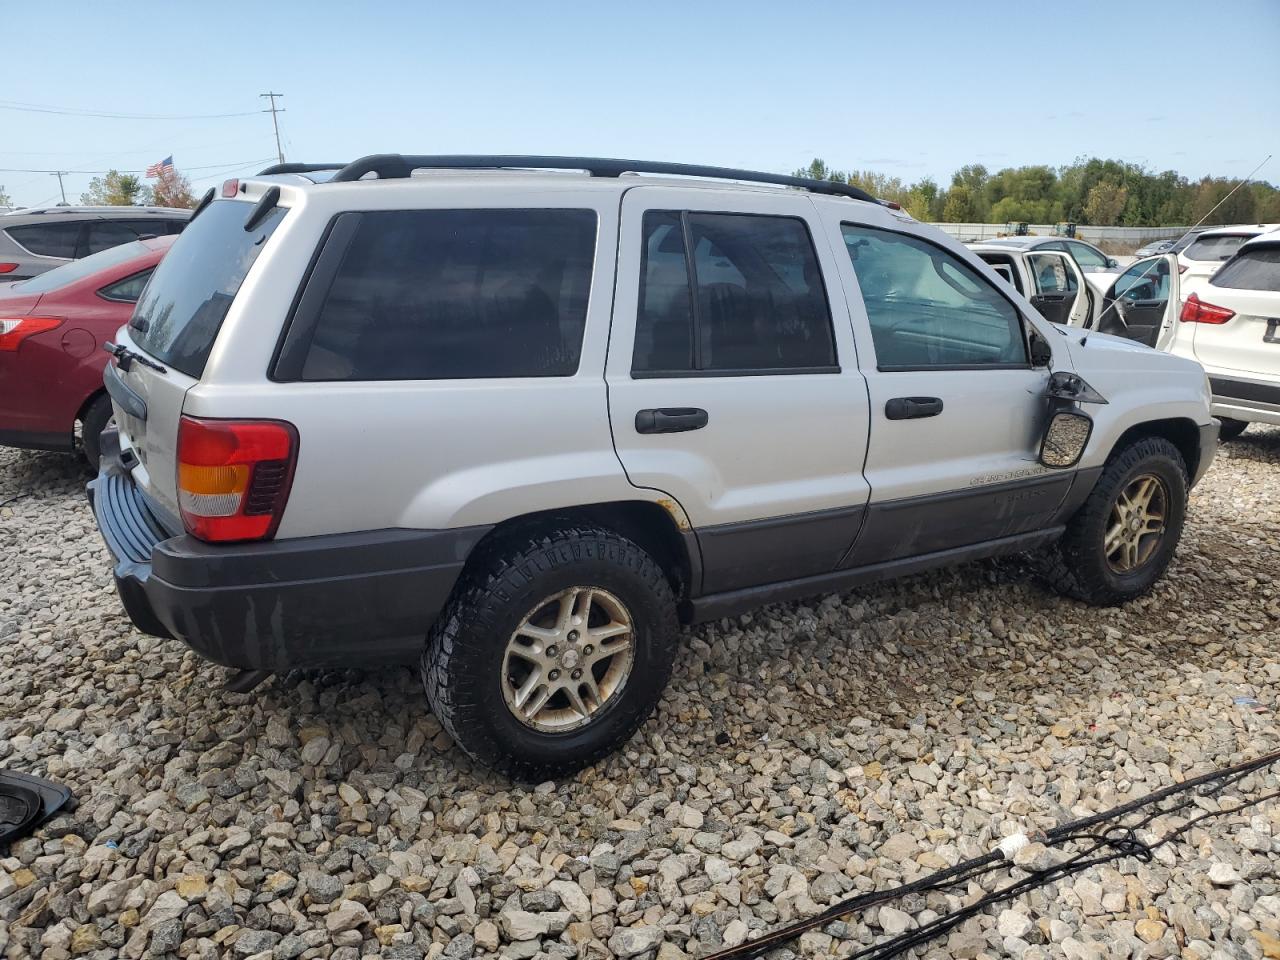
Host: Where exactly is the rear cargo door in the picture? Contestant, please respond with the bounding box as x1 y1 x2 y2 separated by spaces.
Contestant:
111 199 286 529
1192 245 1280 377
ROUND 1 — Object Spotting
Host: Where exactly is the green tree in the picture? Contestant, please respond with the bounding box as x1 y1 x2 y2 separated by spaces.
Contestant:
942 185 977 222
1083 181 1128 225
793 158 847 183
0 185 11 207
81 170 152 206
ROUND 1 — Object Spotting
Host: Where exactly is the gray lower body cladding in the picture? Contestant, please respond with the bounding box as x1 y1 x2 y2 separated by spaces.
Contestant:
89 441 488 672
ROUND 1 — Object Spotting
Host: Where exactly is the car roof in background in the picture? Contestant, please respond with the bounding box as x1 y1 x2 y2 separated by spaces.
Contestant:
0 206 192 221
1240 227 1280 250
1194 223 1279 238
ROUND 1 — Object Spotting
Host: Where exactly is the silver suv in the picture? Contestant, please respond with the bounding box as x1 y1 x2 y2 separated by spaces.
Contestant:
90 156 1218 778
0 206 188 280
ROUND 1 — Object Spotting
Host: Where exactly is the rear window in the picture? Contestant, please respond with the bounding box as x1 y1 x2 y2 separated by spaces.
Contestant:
6 221 81 258
1210 246 1280 292
289 209 597 381
130 200 284 378
1185 234 1251 262
13 239 151 295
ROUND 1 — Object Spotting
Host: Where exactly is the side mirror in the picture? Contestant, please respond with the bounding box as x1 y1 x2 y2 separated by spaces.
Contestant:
1040 411 1093 468
1107 258 1119 269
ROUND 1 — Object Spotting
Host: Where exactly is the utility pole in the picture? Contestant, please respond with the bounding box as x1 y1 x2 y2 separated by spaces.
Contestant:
50 171 68 205
260 92 285 165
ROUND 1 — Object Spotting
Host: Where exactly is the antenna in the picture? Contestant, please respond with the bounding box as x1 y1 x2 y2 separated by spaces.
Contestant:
50 171 68 205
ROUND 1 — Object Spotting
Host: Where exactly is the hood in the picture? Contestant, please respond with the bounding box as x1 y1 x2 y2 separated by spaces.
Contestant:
1062 328 1203 375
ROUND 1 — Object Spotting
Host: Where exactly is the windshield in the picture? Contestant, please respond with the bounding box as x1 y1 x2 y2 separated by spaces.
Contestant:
11 239 151 294
129 200 284 378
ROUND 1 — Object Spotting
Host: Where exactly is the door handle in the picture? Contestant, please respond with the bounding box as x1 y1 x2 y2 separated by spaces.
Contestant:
885 396 943 420
635 407 709 434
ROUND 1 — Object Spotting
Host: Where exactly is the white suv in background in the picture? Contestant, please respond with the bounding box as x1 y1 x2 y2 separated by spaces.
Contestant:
90 155 1216 778
1166 230 1280 439
1178 224 1279 291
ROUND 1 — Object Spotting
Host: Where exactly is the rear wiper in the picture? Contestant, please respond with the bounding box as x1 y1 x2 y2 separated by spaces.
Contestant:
104 341 166 374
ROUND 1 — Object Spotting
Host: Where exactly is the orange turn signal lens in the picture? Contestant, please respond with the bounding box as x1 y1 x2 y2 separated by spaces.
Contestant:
178 463 249 495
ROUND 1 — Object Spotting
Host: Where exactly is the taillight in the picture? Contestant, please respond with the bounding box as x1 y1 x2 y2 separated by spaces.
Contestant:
221 179 240 198
0 316 62 351
177 416 298 543
0 263 18 274
1180 294 1235 325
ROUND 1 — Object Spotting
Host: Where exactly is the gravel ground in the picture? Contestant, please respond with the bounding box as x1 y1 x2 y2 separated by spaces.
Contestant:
2 428 1279 960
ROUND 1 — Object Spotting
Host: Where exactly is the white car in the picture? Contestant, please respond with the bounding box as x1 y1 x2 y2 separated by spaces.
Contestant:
1178 224 1279 290
971 244 1090 327
87 155 1216 777
1163 230 1280 439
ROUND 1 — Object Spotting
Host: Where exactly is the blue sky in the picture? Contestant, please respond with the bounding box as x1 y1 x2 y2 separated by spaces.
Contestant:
3 0 1278 207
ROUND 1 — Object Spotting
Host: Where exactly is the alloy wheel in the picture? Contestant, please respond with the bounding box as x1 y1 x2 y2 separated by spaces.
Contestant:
501 587 635 733
1104 473 1168 573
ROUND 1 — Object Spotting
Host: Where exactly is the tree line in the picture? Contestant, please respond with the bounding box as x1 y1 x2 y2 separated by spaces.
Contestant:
795 157 1280 227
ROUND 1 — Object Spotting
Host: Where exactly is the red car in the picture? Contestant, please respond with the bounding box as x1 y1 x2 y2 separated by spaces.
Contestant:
0 235 175 465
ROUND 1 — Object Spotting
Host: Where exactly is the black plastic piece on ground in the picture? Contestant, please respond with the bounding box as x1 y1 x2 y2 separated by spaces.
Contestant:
224 669 273 694
0 771 71 848
327 154 879 202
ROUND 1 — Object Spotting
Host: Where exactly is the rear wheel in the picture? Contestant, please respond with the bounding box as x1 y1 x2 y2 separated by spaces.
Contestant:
80 395 114 469
1044 437 1187 605
422 524 679 780
1218 418 1249 442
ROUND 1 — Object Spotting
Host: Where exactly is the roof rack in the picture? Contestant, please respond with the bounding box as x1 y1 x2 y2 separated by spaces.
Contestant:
326 154 877 202
257 162 349 176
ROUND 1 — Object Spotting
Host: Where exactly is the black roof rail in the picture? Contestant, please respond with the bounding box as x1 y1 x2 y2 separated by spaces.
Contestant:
257 162 349 176
327 154 877 202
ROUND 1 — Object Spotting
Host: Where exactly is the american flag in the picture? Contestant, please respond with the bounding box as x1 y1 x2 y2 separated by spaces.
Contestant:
145 155 174 178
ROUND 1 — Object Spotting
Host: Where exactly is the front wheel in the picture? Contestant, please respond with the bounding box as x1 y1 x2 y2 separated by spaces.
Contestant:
1045 437 1188 605
422 525 679 780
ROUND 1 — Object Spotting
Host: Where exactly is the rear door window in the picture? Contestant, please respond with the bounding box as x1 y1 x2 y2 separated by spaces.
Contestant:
1210 246 1280 292
129 200 285 377
292 209 597 381
842 224 1027 369
632 211 835 374
83 220 154 256
5 221 82 259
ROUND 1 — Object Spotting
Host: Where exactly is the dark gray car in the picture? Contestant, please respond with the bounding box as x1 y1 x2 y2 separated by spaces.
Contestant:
0 206 189 280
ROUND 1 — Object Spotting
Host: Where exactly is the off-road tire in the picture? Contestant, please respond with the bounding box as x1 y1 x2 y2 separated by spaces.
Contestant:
1043 437 1188 605
80 395 114 469
1217 418 1249 442
422 524 679 780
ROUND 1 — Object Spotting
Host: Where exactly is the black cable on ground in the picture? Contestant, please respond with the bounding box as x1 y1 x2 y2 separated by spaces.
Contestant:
705 747 1280 960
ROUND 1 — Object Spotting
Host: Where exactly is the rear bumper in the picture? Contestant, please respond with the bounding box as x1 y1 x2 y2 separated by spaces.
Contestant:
88 430 488 672
1209 376 1280 427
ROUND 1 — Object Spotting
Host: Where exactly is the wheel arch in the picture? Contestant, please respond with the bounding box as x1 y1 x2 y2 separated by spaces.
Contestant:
1109 417 1201 478
75 387 109 426
459 499 700 606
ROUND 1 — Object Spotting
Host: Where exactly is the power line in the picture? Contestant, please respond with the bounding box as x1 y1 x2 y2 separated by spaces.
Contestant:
0 158 275 175
260 93 285 165
0 99 260 120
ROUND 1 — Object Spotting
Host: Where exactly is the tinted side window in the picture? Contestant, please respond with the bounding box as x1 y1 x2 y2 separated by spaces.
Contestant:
99 268 154 303
84 221 148 256
6 222 81 258
1186 234 1249 262
1211 247 1280 292
299 209 597 381
633 211 835 374
1066 241 1107 270
842 224 1027 369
